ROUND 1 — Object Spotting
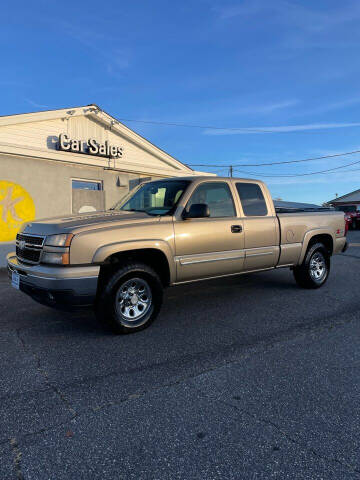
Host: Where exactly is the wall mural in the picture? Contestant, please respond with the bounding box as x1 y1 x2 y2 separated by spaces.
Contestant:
0 181 35 242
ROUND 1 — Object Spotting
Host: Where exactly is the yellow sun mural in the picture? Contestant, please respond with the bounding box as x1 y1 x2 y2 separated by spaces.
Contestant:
0 181 35 242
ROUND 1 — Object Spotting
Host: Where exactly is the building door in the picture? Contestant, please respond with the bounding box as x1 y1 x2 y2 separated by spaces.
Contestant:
71 179 105 214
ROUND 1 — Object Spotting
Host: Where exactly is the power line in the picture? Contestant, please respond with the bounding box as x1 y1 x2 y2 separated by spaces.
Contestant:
233 157 360 177
187 149 360 168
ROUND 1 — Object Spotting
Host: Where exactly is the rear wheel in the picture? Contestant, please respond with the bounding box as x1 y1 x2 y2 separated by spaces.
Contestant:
352 219 357 230
293 242 330 289
96 262 163 334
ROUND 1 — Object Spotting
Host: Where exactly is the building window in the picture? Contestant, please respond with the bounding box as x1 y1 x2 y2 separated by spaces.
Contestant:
72 179 103 190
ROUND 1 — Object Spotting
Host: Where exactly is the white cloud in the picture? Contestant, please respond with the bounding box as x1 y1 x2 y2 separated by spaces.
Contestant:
234 100 298 115
25 99 49 109
214 1 360 52
294 97 360 117
215 0 360 29
203 122 360 135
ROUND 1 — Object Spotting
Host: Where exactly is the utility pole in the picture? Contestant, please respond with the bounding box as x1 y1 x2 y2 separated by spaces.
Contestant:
229 165 233 177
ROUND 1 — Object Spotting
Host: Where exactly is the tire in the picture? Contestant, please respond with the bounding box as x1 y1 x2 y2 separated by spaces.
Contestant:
95 262 163 334
293 242 330 289
352 219 357 230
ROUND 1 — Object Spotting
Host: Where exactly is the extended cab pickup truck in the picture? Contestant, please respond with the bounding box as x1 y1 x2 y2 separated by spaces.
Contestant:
7 176 348 334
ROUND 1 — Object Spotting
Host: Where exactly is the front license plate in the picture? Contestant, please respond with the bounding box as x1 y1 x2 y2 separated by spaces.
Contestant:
11 271 20 290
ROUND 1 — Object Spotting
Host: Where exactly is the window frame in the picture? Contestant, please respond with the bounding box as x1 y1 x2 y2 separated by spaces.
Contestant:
184 181 237 219
235 182 269 217
114 179 191 216
71 178 103 191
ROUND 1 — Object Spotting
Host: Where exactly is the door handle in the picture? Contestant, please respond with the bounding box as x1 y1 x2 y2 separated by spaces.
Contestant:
231 225 242 233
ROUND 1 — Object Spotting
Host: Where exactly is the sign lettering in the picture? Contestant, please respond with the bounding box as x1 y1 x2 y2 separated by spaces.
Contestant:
58 134 123 158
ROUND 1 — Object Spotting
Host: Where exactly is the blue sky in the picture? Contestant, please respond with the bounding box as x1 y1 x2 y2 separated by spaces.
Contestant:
1 0 360 204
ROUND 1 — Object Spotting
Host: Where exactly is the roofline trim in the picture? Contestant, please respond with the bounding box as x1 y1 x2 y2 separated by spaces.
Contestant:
0 104 194 173
327 188 360 203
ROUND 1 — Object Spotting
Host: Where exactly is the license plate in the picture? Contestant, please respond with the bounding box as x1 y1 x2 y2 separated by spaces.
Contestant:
11 271 20 290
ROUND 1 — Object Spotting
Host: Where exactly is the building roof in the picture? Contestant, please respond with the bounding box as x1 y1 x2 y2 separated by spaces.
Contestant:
327 188 360 204
0 104 209 177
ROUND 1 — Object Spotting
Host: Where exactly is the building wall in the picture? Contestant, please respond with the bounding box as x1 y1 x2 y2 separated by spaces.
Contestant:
0 107 202 267
0 154 159 266
0 153 148 217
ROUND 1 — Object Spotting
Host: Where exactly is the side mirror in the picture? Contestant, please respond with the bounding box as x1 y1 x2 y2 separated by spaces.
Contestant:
183 203 210 219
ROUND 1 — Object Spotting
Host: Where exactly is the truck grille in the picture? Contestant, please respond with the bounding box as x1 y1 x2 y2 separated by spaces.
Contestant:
16 233 45 265
16 233 44 246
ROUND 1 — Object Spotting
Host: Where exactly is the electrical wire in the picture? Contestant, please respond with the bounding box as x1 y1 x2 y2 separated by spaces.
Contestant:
187 149 360 168
232 157 360 177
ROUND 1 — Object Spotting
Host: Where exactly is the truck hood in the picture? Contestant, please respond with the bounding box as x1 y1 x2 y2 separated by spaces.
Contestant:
21 210 159 236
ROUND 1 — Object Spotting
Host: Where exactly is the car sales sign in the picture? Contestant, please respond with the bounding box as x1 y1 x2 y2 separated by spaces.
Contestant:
58 133 123 158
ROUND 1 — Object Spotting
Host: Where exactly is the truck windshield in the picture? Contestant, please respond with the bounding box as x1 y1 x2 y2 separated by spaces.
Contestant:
112 180 190 216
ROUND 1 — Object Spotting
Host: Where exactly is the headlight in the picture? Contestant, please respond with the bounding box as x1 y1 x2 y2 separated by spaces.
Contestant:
45 234 73 247
41 252 70 265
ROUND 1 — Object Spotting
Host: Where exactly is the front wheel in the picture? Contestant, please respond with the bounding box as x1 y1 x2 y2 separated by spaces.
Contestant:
293 243 330 289
95 262 163 334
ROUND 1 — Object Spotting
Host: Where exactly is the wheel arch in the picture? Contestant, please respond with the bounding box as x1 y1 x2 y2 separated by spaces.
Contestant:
298 230 334 264
95 242 174 287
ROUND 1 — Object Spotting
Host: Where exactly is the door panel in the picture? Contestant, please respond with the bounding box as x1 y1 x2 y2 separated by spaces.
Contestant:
174 217 245 281
243 217 279 270
233 182 279 271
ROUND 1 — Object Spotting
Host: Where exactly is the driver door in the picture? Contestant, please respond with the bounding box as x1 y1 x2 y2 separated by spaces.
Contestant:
174 181 245 282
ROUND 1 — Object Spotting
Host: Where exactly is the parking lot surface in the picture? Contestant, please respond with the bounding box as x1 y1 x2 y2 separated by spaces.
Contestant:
1 231 360 479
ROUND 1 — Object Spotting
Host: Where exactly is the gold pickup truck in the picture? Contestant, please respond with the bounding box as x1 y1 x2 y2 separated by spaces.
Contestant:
7 176 348 334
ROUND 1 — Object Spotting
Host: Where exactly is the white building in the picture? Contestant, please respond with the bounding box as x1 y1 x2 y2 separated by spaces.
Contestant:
0 104 207 265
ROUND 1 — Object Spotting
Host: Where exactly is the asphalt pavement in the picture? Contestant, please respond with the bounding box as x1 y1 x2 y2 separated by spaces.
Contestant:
1 231 360 479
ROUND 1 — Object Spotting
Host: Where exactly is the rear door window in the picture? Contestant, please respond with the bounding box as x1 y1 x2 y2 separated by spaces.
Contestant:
236 183 268 216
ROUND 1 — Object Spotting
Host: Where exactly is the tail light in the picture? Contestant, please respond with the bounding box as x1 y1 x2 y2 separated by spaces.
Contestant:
345 215 349 235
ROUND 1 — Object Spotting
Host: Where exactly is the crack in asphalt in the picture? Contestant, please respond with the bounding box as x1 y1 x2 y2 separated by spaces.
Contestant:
11 297 358 402
219 399 360 476
1 312 360 464
15 328 77 417
9 437 24 480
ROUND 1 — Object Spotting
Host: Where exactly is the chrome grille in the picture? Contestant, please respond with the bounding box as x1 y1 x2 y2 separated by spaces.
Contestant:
16 233 44 246
16 234 45 265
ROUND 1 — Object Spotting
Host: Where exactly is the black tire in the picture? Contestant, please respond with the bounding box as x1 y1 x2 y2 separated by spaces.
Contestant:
293 242 330 289
352 219 357 230
95 262 163 334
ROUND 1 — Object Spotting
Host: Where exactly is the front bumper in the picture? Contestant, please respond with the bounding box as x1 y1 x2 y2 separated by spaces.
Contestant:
7 254 99 309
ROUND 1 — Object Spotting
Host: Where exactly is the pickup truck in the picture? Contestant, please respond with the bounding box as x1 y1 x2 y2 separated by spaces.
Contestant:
7 176 348 334
334 205 360 230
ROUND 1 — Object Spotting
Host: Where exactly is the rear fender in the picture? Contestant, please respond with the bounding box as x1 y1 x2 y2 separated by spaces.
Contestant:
298 229 335 264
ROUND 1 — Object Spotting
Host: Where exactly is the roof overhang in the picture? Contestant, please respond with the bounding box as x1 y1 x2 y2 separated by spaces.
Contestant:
0 104 209 176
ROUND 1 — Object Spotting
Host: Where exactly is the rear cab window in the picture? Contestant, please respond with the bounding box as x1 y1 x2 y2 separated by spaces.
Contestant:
236 183 268 216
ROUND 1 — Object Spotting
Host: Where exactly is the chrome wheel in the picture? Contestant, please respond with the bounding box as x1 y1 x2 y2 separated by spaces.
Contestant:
309 251 326 282
115 277 152 324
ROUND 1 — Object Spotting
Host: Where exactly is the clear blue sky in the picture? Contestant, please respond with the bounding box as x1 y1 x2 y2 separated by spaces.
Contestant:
1 0 360 204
